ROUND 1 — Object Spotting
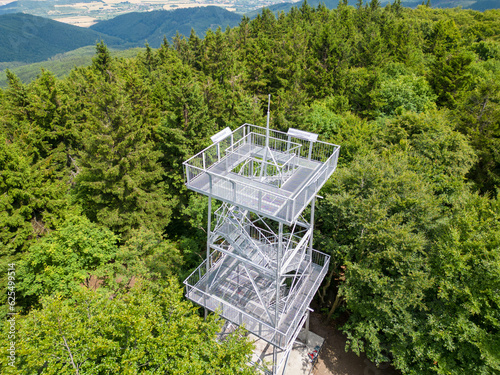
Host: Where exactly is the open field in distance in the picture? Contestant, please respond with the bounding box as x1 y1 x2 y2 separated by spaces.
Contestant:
1 0 296 26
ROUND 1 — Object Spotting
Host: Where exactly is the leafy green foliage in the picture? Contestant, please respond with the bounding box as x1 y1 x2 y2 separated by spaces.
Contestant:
419 192 500 375
373 74 436 116
0 280 254 374
17 215 119 305
379 110 477 197
429 50 475 108
0 70 78 312
317 149 498 374
455 57 500 193
118 228 183 279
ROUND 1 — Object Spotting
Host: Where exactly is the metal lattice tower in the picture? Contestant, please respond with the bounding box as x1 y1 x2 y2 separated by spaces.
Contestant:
183 118 340 374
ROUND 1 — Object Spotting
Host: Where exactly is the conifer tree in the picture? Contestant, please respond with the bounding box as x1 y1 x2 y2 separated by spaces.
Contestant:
74 46 173 238
0 70 74 263
92 41 113 82
187 28 202 70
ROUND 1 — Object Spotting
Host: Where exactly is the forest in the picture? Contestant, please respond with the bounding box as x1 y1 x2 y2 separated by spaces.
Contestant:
1 1 499 374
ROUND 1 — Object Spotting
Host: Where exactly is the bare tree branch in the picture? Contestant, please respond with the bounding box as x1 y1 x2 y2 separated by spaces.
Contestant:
57 317 80 375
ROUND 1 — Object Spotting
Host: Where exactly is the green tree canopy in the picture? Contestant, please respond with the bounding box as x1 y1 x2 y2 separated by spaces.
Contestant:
17 215 119 307
1 280 254 374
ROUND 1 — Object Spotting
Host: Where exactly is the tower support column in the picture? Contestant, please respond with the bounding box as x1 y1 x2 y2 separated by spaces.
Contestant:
305 197 316 343
305 309 310 345
205 197 212 320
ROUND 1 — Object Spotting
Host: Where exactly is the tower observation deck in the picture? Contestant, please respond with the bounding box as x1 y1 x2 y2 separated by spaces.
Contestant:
183 122 340 374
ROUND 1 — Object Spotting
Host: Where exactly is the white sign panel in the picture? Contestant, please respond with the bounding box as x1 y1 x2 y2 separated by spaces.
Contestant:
210 127 232 144
287 128 318 142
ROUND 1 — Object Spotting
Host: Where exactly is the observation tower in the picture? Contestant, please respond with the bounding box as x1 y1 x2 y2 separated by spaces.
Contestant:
183 102 340 374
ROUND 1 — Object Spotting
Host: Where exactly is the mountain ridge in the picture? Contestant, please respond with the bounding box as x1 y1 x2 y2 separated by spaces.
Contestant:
0 13 122 63
89 6 243 48
245 0 499 17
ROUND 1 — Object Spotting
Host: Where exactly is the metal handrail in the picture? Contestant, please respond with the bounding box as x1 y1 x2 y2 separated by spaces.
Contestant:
187 282 287 346
227 132 302 155
244 123 340 158
183 124 246 165
282 251 330 344
184 256 289 347
184 123 338 172
184 124 340 223
184 248 330 349
186 164 292 201
291 146 340 200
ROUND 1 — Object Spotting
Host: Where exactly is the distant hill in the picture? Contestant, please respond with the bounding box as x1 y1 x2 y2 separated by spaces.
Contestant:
397 0 500 9
246 0 498 17
0 46 145 87
0 13 123 63
245 0 341 18
452 0 500 11
0 1 18 15
0 7 242 67
2 0 497 66
90 6 243 48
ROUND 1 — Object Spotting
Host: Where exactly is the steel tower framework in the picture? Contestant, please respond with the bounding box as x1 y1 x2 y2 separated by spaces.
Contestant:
183 121 340 374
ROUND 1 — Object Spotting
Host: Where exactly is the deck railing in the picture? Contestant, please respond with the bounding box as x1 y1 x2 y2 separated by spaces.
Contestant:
183 124 340 224
183 249 330 349
280 250 330 345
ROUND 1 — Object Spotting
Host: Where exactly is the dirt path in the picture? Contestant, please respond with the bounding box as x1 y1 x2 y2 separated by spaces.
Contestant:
309 312 401 375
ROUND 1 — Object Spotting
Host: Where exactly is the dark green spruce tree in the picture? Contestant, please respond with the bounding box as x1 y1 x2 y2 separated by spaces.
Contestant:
73 43 173 239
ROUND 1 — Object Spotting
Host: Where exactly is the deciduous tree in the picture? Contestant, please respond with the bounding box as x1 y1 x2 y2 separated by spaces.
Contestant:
1 280 254 374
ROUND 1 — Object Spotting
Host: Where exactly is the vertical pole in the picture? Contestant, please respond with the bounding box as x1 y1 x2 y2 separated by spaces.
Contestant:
309 197 316 260
273 346 278 375
274 221 283 375
305 309 310 345
281 348 292 375
276 222 283 326
266 94 271 150
205 196 212 320
305 197 316 341
260 95 271 181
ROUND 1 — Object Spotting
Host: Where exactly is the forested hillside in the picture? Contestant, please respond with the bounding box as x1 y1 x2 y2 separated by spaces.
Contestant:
0 13 122 63
0 46 146 87
0 7 244 66
1 2 499 374
90 6 243 48
255 0 500 17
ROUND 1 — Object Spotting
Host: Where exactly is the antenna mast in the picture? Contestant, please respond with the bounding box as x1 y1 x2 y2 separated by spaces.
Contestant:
265 94 271 149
